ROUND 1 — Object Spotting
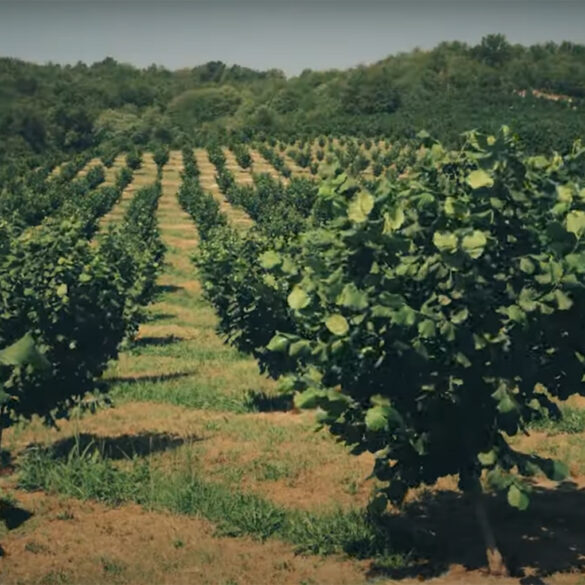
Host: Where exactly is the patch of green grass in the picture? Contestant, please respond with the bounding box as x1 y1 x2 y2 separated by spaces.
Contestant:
128 341 245 362
39 569 72 585
250 459 297 482
528 406 585 435
101 556 126 576
109 379 257 413
18 445 413 564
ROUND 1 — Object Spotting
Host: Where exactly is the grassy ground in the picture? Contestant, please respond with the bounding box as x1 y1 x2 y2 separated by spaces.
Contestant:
2 152 585 585
222 148 254 186
248 149 284 181
193 149 253 229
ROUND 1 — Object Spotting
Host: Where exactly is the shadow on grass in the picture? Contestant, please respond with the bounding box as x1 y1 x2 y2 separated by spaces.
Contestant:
103 371 198 386
154 284 183 295
0 499 33 531
245 390 294 412
26 431 201 462
145 312 176 323
367 482 585 581
132 335 184 348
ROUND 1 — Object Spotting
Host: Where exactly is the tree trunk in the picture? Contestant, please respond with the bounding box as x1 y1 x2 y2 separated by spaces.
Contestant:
471 486 509 577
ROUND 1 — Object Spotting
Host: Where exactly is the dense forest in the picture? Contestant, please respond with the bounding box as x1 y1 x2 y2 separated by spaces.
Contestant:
1 34 584 164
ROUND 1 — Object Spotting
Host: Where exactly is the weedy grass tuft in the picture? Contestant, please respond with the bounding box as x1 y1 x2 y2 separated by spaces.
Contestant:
17 443 413 564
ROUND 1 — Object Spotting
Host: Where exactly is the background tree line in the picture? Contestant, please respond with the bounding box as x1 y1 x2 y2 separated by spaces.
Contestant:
1 34 585 165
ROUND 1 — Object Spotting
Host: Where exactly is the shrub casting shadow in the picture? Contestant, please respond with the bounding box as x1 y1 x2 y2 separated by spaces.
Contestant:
26 431 202 462
367 482 585 581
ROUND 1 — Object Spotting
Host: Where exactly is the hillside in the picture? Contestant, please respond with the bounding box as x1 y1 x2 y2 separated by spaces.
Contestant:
1 34 584 164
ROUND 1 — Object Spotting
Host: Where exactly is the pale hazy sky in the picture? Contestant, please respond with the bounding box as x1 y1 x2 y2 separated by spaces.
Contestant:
0 1 584 76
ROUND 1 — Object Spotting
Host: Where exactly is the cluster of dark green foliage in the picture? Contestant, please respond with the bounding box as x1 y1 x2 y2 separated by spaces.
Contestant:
0 161 114 230
153 146 170 175
207 144 237 195
287 147 312 169
230 142 252 169
0 220 135 433
100 182 165 307
0 172 162 448
125 149 142 170
226 174 316 237
2 36 585 166
181 145 199 178
258 144 292 178
178 176 227 240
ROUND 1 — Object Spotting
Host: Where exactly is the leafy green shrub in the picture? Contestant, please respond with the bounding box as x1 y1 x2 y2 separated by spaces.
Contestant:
85 165 106 190
153 146 170 171
115 166 133 191
181 147 199 178
258 127 585 574
100 150 117 168
100 182 164 307
125 150 142 170
199 128 585 575
231 143 252 169
0 220 140 440
178 176 227 240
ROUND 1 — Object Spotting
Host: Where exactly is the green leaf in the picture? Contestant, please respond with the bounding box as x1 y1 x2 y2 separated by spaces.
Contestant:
497 394 517 414
478 450 497 466
556 184 573 202
325 314 349 336
56 283 68 298
554 289 573 311
348 190 374 223
566 210 585 238
418 319 436 338
519 258 535 274
259 250 282 270
507 305 526 323
451 307 469 325
461 231 487 259
466 169 494 190
337 283 368 310
289 340 311 357
379 292 406 308
288 287 310 310
487 468 513 491
507 484 530 511
294 389 321 410
266 334 290 353
383 207 405 233
0 333 50 370
433 231 458 253
365 406 389 432
541 459 569 482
